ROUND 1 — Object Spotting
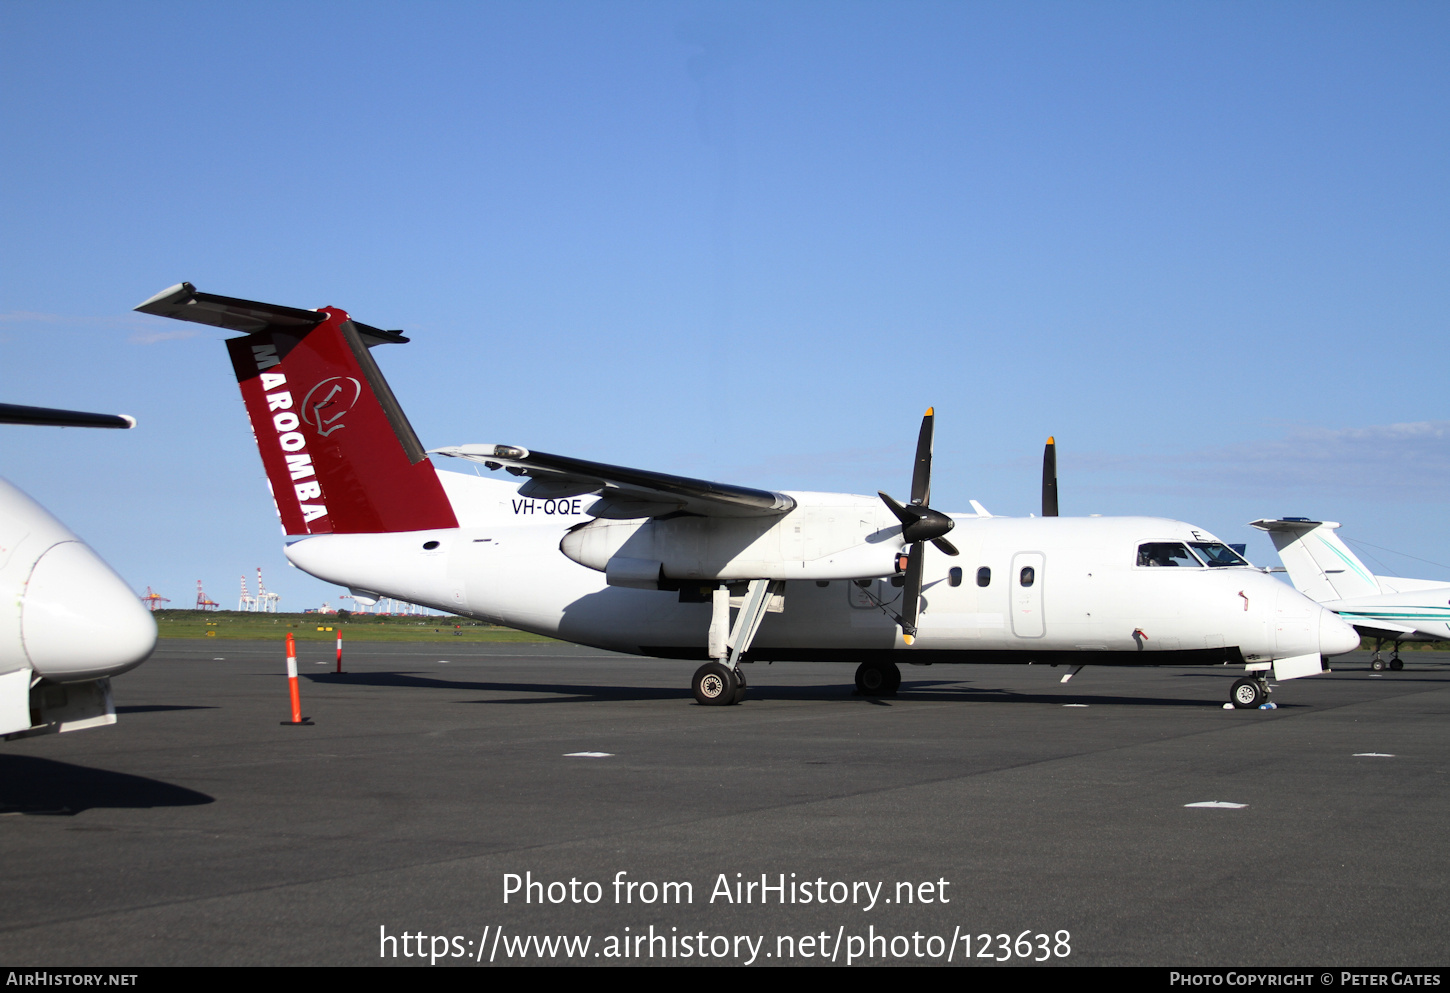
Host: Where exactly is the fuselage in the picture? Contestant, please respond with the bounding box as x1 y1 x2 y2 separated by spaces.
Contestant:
1322 587 1450 642
285 472 1357 666
0 478 156 683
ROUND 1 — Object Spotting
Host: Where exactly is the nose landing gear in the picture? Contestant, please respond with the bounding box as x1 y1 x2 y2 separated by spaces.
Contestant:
1229 676 1271 709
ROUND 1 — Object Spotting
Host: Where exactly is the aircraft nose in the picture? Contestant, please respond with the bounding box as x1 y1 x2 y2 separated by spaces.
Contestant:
1319 607 1360 657
22 541 157 681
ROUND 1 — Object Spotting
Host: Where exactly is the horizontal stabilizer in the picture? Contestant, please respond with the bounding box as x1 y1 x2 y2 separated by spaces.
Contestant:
432 444 795 519
135 282 408 346
1249 518 1337 534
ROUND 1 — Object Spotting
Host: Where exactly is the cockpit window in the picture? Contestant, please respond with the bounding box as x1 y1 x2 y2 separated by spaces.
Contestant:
1136 542 1202 567
1189 542 1248 567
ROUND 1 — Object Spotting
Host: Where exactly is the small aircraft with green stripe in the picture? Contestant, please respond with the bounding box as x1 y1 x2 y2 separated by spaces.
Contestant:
1250 518 1450 670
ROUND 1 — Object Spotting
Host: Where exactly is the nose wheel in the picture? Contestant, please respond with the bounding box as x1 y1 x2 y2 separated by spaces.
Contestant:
1229 677 1270 709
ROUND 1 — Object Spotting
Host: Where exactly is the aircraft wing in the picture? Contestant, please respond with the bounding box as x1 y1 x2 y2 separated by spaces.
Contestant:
431 444 796 520
1336 615 1418 638
0 403 134 429
1373 576 1450 594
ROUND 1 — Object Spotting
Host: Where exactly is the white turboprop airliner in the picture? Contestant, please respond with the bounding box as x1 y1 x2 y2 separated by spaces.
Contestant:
1251 517 1446 671
137 283 1359 710
0 404 158 738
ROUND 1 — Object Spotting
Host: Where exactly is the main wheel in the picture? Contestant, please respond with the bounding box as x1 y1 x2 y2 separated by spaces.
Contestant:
1371 657 1386 671
693 662 738 706
1390 657 1404 671
855 660 898 697
885 662 902 695
1230 677 1264 709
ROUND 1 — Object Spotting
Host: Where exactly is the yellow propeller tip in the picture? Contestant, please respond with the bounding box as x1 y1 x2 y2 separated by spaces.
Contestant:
1047 436 1055 445
902 634 915 645
924 406 934 416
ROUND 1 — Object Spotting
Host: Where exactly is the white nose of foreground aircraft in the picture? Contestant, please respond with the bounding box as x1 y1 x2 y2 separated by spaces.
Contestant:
0 404 157 738
137 282 1358 710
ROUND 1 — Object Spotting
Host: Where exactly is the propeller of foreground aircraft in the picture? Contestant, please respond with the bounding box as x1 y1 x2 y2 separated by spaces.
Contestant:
1042 436 1058 518
877 408 959 644
880 413 1060 644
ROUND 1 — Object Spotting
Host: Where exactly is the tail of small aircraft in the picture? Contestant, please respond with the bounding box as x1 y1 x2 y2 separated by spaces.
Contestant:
1249 518 1381 602
136 284 458 535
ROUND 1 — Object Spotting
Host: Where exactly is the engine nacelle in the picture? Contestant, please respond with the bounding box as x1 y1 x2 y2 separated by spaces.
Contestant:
560 492 904 583
605 556 665 590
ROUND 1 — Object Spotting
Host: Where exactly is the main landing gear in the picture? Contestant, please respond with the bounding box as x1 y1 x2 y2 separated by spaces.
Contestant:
855 660 901 697
693 579 780 706
692 662 747 706
1229 676 1271 709
1369 639 1404 672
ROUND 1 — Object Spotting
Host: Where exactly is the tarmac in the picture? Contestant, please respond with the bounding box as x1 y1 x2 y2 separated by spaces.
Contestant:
1 641 1446 967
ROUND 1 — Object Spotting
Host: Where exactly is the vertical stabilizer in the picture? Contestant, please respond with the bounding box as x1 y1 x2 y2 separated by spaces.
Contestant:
1248 519 1380 602
137 284 458 535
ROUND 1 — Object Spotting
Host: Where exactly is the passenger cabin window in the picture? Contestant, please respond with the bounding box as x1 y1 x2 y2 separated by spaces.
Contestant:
1136 542 1201 567
1019 566 1035 587
977 566 991 587
949 567 963 587
1189 542 1248 567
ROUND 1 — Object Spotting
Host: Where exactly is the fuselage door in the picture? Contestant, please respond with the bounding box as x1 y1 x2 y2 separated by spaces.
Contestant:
1011 551 1046 638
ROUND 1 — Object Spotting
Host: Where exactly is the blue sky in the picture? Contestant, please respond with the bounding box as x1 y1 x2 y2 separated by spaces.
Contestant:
3 1 1449 610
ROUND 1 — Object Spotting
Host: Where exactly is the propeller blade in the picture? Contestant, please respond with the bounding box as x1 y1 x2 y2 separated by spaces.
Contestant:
899 542 926 643
910 407 934 506
887 408 956 644
878 490 910 525
1041 436 1059 517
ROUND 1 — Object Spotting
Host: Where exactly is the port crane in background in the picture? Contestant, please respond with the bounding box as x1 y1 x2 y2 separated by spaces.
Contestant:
195 581 220 611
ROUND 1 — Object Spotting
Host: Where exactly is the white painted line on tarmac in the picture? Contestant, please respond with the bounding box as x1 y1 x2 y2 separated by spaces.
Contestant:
1353 752 1394 757
1063 704 1088 707
1185 801 1247 809
564 751 614 758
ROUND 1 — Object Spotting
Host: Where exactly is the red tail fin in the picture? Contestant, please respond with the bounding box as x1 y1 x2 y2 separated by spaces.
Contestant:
224 307 458 535
137 283 458 534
